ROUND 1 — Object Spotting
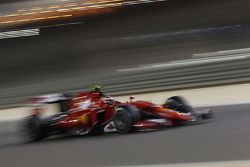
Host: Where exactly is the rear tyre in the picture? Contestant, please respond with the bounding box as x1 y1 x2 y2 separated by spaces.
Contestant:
114 105 140 134
22 116 44 142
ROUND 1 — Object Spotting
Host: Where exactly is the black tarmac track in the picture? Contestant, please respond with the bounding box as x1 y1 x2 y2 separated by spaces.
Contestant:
0 104 250 167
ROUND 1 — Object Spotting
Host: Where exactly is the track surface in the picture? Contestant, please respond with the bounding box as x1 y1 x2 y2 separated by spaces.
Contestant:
0 104 250 166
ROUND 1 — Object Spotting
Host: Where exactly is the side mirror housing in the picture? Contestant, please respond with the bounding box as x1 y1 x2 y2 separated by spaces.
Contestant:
129 96 135 102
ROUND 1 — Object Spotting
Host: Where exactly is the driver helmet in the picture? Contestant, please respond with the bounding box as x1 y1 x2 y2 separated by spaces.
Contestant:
91 85 102 92
91 85 105 98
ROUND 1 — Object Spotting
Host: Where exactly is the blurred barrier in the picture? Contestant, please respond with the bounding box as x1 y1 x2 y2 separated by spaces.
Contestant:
193 47 250 58
1 48 250 107
0 28 40 40
103 52 250 95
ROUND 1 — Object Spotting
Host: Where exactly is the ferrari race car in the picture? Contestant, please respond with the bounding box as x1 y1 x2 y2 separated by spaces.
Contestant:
114 96 213 133
22 91 213 142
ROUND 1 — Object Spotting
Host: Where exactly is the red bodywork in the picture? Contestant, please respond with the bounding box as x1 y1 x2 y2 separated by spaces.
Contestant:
29 92 119 134
56 92 116 130
29 93 194 134
125 100 193 130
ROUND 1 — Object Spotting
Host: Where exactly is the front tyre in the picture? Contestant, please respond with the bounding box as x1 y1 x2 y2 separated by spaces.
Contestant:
166 96 193 113
114 105 140 134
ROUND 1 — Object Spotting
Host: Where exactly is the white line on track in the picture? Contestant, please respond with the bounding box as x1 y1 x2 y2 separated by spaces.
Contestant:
116 160 250 167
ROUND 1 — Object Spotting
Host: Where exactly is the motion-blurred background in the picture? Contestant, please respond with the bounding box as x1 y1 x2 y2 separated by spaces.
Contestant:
1 0 250 106
2 1 250 167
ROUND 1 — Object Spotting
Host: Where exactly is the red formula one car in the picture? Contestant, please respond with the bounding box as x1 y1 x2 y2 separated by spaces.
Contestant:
22 90 213 142
113 96 213 134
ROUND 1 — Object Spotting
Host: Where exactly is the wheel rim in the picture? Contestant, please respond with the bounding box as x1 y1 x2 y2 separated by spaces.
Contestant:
114 111 127 130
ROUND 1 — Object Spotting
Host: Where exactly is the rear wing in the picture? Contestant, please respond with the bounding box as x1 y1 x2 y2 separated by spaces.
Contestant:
29 94 68 104
27 94 70 113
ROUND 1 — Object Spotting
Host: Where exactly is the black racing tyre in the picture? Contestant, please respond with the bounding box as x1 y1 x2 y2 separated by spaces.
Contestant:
23 116 44 142
166 96 193 113
201 109 214 119
114 105 141 134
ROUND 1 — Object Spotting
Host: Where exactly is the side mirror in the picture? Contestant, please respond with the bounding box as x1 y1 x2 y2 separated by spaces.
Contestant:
129 96 135 102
